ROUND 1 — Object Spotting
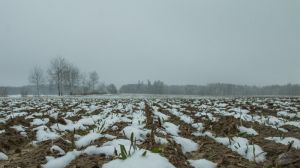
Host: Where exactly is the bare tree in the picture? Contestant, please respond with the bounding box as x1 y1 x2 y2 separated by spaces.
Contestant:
48 57 68 96
106 84 118 94
89 71 99 92
64 63 80 95
29 66 44 96
97 82 107 94
79 73 89 95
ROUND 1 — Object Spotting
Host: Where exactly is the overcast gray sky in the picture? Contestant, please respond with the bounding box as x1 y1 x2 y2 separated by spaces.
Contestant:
0 0 299 87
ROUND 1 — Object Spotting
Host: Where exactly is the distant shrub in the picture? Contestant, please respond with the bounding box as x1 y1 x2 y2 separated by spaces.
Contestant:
0 87 8 97
20 87 29 97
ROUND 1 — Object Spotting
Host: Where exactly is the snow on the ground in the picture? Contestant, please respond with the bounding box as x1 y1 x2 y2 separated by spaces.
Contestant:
155 136 168 144
163 122 180 136
10 125 26 132
195 112 217 122
131 110 147 127
34 125 60 142
229 108 250 114
188 159 217 168
192 131 214 138
31 118 49 126
102 150 176 168
51 119 87 132
214 137 266 163
10 125 27 136
45 156 55 162
50 145 66 156
277 111 297 118
7 112 28 120
238 126 258 136
168 108 194 124
75 132 103 148
153 111 170 121
285 121 300 129
84 139 132 156
3 96 300 167
216 109 289 132
193 131 266 163
192 123 204 132
172 136 199 154
265 137 300 149
0 152 8 161
122 126 150 142
217 103 227 108
180 115 194 124
0 118 5 124
42 150 81 168
297 112 300 118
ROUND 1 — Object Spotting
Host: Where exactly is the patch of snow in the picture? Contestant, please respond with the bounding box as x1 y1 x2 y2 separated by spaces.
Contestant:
180 115 194 124
75 132 103 148
163 122 180 136
122 126 150 142
217 103 227 108
84 139 132 156
214 137 266 163
0 152 8 160
188 159 217 168
112 125 118 131
50 145 66 155
238 126 258 136
297 112 300 118
155 136 168 145
51 119 86 132
172 136 199 153
131 110 147 127
31 118 49 126
0 118 6 124
192 123 204 131
45 156 55 162
285 121 300 129
195 112 217 122
42 150 81 168
153 111 170 121
34 126 60 142
11 125 26 132
11 125 27 136
104 134 117 139
230 108 249 114
103 139 132 148
192 131 214 138
265 137 300 149
102 150 175 168
277 111 296 118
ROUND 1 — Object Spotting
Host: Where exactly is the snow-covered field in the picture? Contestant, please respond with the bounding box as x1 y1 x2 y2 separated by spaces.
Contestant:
0 96 300 167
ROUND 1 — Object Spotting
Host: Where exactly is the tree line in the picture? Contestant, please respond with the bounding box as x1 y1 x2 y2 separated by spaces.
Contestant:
119 81 300 96
26 56 117 96
2 80 300 97
1 60 300 96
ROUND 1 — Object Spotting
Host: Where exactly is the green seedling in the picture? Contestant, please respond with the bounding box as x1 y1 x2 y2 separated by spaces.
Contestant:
128 132 134 155
238 132 247 137
119 144 128 160
151 145 164 153
98 121 106 133
114 147 118 156
142 150 147 157
252 144 256 162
